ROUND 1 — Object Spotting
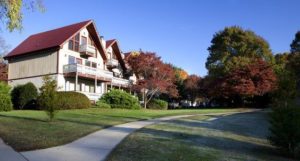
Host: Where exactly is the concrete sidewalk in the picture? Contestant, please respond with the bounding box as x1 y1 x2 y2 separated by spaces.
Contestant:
0 139 27 161
21 114 195 161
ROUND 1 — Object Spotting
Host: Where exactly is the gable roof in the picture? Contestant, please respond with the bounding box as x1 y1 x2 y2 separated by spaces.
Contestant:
106 39 115 48
106 39 126 71
4 20 107 60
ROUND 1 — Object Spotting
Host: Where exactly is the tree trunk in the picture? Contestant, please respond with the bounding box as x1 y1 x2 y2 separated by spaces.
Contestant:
143 90 147 109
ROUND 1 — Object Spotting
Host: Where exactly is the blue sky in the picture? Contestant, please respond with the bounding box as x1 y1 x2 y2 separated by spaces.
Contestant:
2 0 300 76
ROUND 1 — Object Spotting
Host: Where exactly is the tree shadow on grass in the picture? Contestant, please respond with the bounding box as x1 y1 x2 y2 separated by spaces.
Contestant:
0 114 47 122
101 115 149 121
164 111 270 140
56 118 112 128
137 126 293 161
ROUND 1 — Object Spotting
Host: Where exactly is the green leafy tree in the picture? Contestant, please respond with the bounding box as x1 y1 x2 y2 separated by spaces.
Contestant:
290 31 300 53
287 53 300 85
0 0 45 32
272 68 297 108
274 52 290 70
206 26 274 77
289 32 300 94
37 76 57 121
205 26 275 107
268 107 300 158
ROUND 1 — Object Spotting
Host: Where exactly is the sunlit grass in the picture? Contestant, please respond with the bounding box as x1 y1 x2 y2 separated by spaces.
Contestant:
0 108 244 151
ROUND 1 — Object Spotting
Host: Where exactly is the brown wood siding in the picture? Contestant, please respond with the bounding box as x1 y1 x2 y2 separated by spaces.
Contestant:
8 49 58 80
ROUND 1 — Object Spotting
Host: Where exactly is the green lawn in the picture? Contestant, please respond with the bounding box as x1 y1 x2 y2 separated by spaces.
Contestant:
107 110 295 161
0 108 246 151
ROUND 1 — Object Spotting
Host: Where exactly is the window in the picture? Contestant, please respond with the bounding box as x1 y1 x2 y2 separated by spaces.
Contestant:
76 58 82 64
92 62 97 68
85 60 91 67
68 33 80 51
68 40 73 50
68 56 76 64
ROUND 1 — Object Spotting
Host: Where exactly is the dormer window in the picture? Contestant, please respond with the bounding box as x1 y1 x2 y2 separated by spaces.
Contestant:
68 33 80 51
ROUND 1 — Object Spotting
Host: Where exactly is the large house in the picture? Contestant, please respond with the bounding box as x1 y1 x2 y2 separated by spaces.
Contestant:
4 20 136 101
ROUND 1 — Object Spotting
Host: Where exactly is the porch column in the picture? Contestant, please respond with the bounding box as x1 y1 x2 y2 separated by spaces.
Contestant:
94 76 97 93
75 71 78 91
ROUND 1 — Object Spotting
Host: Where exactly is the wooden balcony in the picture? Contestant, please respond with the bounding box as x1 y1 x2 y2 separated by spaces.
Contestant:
79 44 96 57
63 64 113 82
106 59 119 68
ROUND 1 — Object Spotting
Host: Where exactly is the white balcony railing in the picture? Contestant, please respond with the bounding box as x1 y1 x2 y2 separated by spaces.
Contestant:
106 59 119 67
63 64 113 79
112 77 131 87
79 44 96 56
79 91 103 101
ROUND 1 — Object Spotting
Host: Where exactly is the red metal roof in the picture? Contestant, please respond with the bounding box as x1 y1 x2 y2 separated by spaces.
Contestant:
5 20 92 58
106 39 116 48
105 39 127 71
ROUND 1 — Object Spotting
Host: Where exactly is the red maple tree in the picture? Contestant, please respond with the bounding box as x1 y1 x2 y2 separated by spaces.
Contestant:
207 59 277 106
126 51 178 108
183 75 202 104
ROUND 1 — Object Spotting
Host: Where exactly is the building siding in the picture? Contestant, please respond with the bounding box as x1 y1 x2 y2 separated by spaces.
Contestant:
8 50 58 80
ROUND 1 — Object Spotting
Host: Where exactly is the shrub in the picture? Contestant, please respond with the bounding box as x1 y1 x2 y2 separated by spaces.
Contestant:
0 82 10 95
37 76 58 121
0 94 13 111
148 99 168 110
0 82 13 111
268 106 300 158
99 89 141 109
55 92 91 109
95 101 111 109
11 82 38 109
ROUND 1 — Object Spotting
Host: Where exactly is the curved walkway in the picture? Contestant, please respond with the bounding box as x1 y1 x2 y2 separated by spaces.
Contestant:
1 110 258 161
0 139 27 161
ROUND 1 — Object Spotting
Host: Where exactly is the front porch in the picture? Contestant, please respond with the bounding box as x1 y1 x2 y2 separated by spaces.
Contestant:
63 77 107 102
62 63 133 101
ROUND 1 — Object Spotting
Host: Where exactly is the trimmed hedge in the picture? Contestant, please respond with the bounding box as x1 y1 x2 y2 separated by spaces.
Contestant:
11 82 38 109
148 99 168 110
0 94 13 111
268 106 300 158
0 82 13 111
95 101 111 109
54 92 91 110
99 89 141 109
